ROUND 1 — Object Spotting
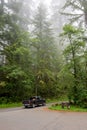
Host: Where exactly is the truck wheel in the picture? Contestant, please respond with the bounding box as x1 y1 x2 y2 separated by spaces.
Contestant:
32 104 35 108
42 103 46 106
25 106 28 108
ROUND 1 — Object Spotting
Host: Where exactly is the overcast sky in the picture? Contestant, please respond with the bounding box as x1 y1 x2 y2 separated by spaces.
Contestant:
44 0 52 6
33 0 52 7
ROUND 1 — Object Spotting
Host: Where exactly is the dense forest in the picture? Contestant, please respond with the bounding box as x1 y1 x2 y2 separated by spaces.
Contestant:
0 0 87 108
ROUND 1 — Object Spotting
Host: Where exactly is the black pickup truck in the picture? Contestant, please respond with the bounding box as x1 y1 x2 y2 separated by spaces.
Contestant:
22 96 46 108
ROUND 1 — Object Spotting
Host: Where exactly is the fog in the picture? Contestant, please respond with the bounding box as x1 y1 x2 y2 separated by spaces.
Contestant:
0 0 87 105
29 0 67 36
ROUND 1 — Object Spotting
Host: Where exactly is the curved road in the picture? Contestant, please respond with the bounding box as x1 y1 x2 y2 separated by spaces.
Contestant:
0 106 87 130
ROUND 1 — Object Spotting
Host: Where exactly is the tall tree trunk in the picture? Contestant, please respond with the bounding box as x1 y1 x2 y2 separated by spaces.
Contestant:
84 11 87 26
0 0 4 14
82 0 87 27
69 34 78 104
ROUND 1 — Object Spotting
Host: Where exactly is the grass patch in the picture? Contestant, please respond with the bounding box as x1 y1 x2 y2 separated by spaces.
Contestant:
0 103 22 108
49 105 87 112
46 96 68 103
46 99 59 103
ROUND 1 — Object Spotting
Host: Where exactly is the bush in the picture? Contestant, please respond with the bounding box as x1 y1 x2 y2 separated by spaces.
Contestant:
78 90 87 108
0 97 8 104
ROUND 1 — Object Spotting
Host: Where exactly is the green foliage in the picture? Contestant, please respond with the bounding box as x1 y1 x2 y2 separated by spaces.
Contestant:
0 65 33 103
60 24 87 107
77 88 87 108
0 1 61 103
49 105 87 112
31 3 61 98
0 0 33 103
0 103 22 108
0 1 87 108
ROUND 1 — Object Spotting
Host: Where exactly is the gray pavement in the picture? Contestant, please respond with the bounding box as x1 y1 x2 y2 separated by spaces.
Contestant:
0 106 87 130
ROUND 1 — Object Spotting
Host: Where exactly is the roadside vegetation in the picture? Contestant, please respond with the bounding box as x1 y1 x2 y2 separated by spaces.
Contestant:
49 105 87 112
0 103 22 108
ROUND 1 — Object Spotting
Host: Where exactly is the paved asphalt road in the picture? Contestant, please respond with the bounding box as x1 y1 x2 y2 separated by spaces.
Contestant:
0 106 87 130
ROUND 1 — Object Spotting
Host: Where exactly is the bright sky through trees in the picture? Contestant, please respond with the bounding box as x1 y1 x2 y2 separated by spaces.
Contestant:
34 0 52 7
44 0 52 6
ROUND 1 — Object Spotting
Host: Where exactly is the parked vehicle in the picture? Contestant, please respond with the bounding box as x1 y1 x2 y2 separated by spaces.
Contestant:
22 96 46 108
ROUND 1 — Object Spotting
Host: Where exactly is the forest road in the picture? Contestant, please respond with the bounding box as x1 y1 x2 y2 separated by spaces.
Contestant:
0 106 87 130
